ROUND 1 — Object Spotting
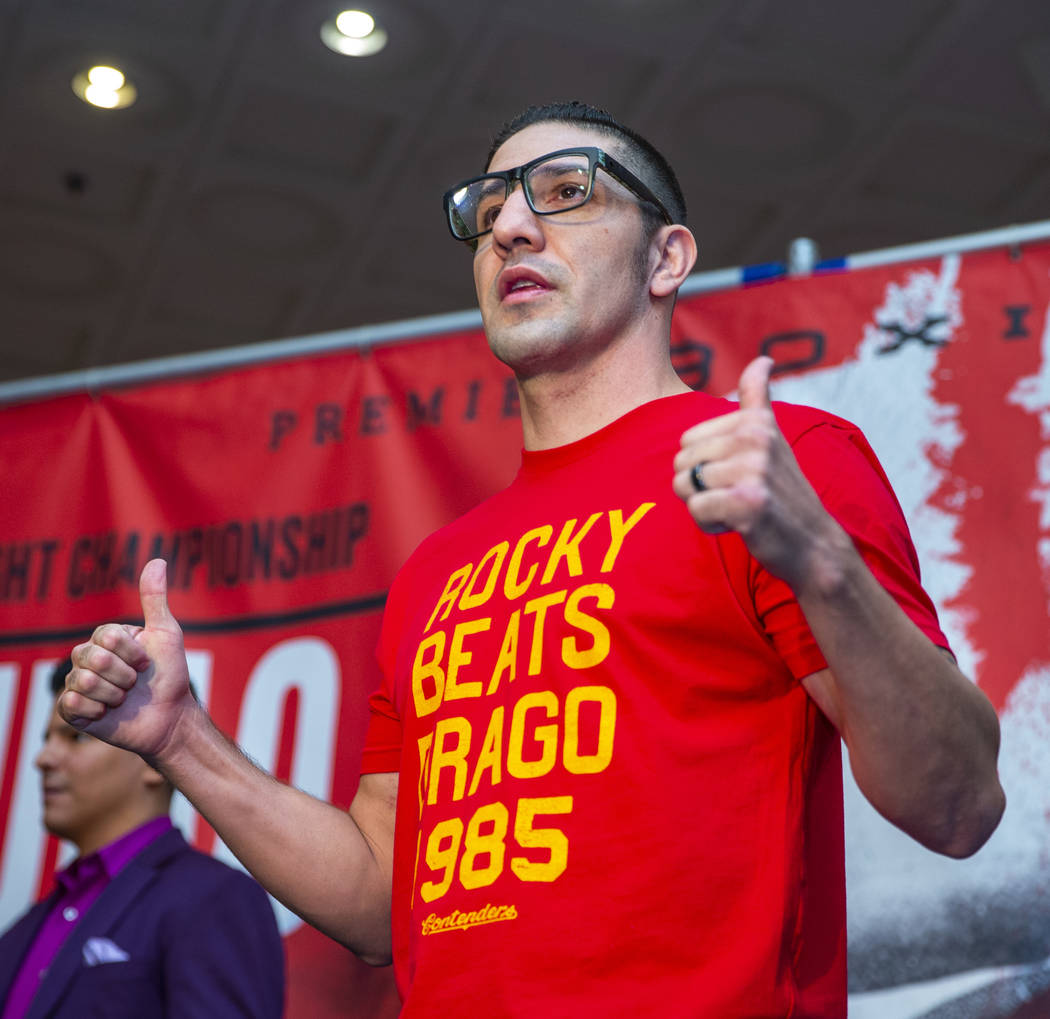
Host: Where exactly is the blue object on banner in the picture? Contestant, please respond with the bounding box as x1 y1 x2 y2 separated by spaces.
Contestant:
815 257 848 272
742 262 786 283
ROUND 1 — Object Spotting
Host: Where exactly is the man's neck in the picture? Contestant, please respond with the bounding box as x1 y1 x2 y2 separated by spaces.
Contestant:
73 809 171 858
517 347 689 450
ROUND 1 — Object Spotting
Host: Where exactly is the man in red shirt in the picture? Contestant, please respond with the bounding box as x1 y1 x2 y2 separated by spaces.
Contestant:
57 101 1005 1017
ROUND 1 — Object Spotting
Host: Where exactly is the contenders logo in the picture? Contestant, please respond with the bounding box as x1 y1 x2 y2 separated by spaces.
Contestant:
421 903 518 935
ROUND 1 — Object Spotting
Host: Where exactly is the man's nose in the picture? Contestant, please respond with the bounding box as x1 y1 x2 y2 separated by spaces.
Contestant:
490 182 543 249
35 736 58 770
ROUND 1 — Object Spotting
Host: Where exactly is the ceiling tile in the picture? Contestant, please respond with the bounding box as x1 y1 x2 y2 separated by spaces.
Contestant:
48 0 236 38
181 181 345 260
862 119 1050 212
1021 36 1050 114
464 27 662 122
0 145 154 224
223 87 399 180
723 0 957 74
145 257 302 338
0 230 123 300
688 190 780 268
684 84 851 171
0 309 93 377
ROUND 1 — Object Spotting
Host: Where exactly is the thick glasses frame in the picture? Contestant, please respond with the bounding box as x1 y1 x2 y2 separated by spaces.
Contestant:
443 146 673 246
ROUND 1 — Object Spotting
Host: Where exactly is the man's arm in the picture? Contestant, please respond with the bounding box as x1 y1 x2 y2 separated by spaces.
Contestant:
60 559 397 961
673 356 1005 857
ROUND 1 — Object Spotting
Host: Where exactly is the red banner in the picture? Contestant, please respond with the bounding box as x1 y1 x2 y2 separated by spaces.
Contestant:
2 241 1049 1017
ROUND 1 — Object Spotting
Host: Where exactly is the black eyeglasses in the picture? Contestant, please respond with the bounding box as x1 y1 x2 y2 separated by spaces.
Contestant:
443 146 673 247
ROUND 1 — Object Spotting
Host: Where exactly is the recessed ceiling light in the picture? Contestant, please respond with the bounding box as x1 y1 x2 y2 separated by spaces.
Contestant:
72 64 138 109
88 65 125 90
335 10 375 38
321 9 388 57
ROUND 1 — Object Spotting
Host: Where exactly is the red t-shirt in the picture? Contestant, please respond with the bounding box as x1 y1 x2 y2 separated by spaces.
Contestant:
363 391 947 1017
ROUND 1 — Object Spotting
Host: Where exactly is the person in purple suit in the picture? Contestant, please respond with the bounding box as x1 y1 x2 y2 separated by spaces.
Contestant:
0 660 285 1019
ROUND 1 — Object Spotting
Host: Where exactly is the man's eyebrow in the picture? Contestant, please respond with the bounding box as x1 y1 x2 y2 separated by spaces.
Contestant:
530 158 586 177
476 178 504 198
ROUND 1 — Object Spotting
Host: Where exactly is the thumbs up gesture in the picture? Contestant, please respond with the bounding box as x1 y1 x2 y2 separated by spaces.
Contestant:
60 559 198 759
672 356 832 588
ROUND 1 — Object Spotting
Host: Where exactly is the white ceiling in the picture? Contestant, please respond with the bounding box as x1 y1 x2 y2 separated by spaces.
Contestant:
1 0 1048 385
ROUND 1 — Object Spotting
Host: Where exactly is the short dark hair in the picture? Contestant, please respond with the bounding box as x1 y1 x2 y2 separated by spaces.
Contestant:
50 657 72 697
486 100 687 228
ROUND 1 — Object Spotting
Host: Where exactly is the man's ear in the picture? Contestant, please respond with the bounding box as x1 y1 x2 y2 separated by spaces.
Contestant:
650 224 697 299
141 762 168 790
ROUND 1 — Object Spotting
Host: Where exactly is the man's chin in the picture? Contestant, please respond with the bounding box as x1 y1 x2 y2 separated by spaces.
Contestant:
485 319 571 368
41 811 72 841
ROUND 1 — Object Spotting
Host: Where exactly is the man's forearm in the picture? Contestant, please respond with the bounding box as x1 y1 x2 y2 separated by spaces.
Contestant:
151 702 395 960
799 523 1004 857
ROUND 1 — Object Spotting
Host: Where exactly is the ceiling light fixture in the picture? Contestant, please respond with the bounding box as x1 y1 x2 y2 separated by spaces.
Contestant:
72 64 138 109
321 8 388 57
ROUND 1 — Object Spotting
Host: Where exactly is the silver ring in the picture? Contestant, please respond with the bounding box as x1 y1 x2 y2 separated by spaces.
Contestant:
690 462 707 493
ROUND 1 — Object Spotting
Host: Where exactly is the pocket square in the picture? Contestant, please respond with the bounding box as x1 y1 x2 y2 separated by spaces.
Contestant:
82 937 131 966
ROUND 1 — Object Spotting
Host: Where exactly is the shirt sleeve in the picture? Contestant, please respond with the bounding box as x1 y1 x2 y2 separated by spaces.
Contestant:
361 683 403 775
752 411 950 680
360 565 409 775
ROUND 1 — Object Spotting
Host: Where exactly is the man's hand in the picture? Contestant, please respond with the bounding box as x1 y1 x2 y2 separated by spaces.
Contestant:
674 357 1005 856
61 558 400 952
672 355 835 590
59 558 196 760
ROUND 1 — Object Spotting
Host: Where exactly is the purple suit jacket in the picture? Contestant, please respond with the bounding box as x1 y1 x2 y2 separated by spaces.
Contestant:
0 828 285 1018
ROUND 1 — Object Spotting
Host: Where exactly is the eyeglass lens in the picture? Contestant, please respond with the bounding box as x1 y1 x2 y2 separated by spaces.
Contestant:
451 153 593 240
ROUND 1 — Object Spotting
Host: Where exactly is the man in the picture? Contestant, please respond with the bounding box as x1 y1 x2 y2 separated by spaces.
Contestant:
0 660 285 1018
58 101 1005 1017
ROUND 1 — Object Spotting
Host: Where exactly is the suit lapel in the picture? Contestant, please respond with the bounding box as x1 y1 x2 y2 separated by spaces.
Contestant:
25 829 186 1019
0 896 55 1003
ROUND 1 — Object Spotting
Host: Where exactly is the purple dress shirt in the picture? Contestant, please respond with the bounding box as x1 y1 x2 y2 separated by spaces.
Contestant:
2 817 172 1019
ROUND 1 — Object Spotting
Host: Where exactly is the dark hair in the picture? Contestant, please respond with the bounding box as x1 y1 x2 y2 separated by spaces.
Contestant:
50 657 73 697
486 100 687 227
